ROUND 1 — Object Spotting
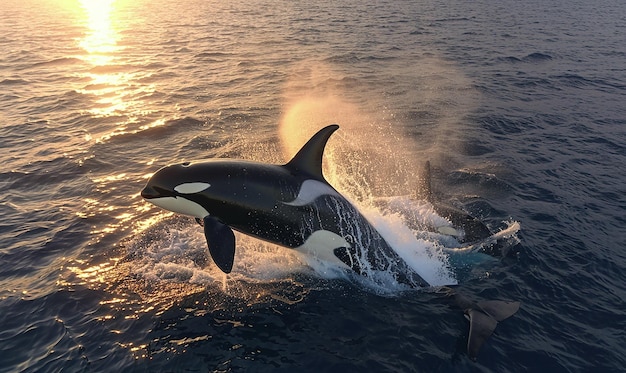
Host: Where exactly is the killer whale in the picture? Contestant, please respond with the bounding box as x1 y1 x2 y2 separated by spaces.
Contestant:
141 124 429 287
419 161 493 243
372 161 494 245
141 124 519 359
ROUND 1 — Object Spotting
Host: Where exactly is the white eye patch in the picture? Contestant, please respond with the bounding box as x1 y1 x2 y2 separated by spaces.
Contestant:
174 182 211 194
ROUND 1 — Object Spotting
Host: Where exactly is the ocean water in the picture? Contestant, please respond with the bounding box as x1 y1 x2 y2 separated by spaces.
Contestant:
1 0 625 371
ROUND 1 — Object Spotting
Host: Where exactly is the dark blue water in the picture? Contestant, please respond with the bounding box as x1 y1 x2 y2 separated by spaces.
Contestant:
1 0 625 371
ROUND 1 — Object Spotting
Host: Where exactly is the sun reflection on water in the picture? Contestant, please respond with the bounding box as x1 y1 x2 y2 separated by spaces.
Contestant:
77 0 127 119
79 0 120 65
76 0 160 125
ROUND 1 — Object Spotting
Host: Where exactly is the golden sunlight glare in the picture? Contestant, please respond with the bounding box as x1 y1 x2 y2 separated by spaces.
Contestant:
79 0 119 64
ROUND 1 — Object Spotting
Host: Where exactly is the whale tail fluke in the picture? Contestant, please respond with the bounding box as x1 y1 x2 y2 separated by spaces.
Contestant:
439 288 520 360
475 299 521 322
466 299 520 360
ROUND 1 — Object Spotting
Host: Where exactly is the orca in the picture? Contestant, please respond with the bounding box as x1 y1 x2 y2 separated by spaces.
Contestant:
141 124 429 287
419 161 493 243
141 124 519 359
372 162 494 245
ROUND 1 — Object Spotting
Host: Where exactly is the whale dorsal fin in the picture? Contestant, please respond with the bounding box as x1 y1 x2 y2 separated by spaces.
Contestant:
284 124 339 181
418 160 433 200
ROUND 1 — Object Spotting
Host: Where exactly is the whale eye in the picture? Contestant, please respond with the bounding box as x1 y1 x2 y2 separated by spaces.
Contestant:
174 182 211 194
182 162 191 167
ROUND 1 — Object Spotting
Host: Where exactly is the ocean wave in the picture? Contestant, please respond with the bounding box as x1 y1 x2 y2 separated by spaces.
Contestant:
474 114 540 135
496 52 553 64
442 168 514 199
410 27 431 35
554 73 626 90
88 64 138 74
137 71 180 83
434 17 472 22
0 78 29 85
1 214 89 292
0 288 126 372
85 117 215 168
511 76 556 89
194 51 233 59
323 53 362 64
523 52 553 62
0 156 87 190
30 57 82 68
459 142 494 156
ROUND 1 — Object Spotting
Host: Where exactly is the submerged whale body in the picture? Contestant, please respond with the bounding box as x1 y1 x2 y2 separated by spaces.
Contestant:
141 124 519 359
420 160 494 243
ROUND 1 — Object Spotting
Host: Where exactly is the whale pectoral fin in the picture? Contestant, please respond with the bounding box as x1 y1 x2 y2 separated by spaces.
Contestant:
202 216 235 273
333 247 363 274
466 308 498 360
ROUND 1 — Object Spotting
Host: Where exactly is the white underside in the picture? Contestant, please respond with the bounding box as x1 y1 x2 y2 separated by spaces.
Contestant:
295 230 351 269
147 192 352 270
147 196 209 219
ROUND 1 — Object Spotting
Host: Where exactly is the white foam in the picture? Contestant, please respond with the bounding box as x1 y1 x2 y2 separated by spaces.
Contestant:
360 204 458 287
129 199 518 300
443 220 521 255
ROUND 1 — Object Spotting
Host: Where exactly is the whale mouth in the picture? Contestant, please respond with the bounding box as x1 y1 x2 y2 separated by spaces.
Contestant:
141 185 175 199
141 186 159 199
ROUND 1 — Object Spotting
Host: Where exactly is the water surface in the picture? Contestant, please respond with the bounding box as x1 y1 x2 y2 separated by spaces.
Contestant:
1 0 625 371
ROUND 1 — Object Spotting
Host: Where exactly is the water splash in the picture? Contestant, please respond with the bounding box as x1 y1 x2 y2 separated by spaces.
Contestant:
275 60 523 292
276 60 471 290
80 58 517 307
